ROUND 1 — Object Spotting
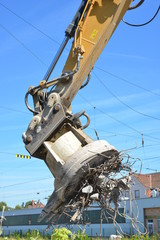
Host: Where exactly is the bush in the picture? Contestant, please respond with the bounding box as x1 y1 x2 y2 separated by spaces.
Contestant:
51 228 73 240
51 228 90 240
74 230 89 240
122 234 160 240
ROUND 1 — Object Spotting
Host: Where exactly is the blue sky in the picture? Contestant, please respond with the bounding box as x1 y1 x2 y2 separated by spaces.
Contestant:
0 0 160 208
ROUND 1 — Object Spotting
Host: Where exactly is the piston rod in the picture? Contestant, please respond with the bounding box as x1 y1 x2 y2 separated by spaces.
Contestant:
43 36 69 82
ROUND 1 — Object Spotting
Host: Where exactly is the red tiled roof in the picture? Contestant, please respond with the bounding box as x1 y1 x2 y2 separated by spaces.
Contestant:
134 172 160 188
134 172 160 197
27 200 45 209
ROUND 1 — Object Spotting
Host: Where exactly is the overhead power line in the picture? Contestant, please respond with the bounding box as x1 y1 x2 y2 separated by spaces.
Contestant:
93 71 160 121
0 151 31 157
78 92 141 134
88 127 138 139
0 176 52 189
0 1 61 46
142 156 160 161
0 151 16 156
0 160 38 175
92 127 160 138
78 92 160 142
2 188 53 199
0 105 29 114
145 168 158 172
0 22 47 67
95 66 160 98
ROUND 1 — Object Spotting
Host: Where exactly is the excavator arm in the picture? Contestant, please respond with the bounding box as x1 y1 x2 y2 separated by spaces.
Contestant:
23 0 132 225
58 0 132 106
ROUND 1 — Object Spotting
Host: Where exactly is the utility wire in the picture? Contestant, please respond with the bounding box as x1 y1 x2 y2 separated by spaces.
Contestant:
0 1 61 46
78 92 160 142
1 136 160 157
0 151 16 156
88 127 160 139
139 133 160 142
2 188 53 199
145 168 158 172
88 127 138 139
93 71 160 121
78 92 141 134
142 156 160 161
0 176 52 189
0 22 48 67
137 142 160 150
95 66 160 98
0 160 38 175
0 105 29 114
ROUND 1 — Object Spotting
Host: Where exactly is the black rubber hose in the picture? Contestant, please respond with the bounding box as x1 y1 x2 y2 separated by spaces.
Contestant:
25 91 39 115
80 73 91 89
123 5 160 27
128 0 144 10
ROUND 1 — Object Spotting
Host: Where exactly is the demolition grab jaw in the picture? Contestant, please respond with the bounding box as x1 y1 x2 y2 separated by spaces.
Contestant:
23 86 120 223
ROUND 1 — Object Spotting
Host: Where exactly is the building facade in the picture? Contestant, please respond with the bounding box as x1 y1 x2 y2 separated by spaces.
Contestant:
124 172 160 235
128 173 160 199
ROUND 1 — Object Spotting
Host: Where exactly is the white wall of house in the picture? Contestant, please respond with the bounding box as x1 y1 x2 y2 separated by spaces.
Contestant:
124 196 160 235
125 176 147 200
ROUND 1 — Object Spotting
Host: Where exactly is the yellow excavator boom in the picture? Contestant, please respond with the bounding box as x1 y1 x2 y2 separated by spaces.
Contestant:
56 0 132 107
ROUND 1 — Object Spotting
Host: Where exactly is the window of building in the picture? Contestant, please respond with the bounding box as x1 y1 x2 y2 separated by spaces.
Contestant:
125 190 129 198
134 190 140 198
147 219 154 236
148 219 153 223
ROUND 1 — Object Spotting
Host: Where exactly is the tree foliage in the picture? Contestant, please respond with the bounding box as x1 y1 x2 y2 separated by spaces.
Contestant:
0 201 8 211
14 205 22 210
24 201 32 208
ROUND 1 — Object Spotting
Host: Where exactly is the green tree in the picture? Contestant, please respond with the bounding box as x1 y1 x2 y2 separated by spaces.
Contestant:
24 200 32 208
21 202 25 208
15 204 22 210
0 201 8 211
